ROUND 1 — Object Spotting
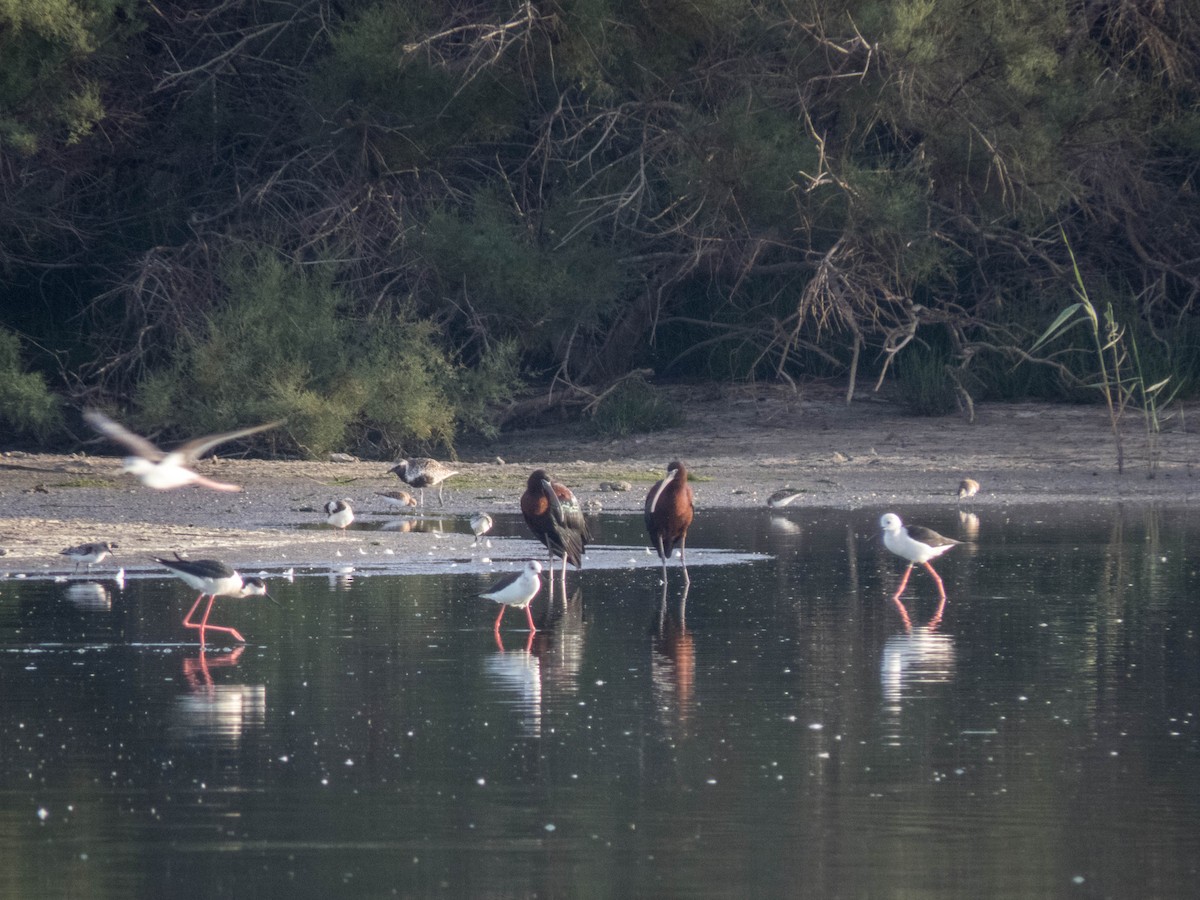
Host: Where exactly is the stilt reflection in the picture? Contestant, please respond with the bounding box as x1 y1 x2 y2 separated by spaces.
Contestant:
172 647 267 742
487 629 542 737
880 594 956 743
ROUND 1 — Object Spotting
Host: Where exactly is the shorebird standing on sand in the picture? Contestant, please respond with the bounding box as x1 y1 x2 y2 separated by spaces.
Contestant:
388 458 459 507
60 541 118 574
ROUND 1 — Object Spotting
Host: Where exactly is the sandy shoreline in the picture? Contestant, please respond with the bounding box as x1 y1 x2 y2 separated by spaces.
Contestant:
2 383 1197 575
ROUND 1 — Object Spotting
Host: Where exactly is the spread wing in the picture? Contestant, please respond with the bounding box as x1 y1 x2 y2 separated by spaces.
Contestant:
173 419 285 462
83 409 166 461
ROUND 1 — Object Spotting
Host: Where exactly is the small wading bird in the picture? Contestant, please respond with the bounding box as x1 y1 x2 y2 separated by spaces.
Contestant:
521 469 591 582
479 560 543 633
470 512 494 544
879 513 962 600
376 490 418 510
153 554 275 645
645 460 695 584
767 487 804 508
957 478 980 501
84 409 283 492
60 541 118 573
324 498 354 529
388 458 459 507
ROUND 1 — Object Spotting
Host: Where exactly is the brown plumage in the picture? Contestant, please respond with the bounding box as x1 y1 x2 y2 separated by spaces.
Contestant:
645 460 695 584
520 469 591 579
388 458 459 506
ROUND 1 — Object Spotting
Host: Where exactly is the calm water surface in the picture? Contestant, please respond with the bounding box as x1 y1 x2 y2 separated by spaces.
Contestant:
1 505 1199 898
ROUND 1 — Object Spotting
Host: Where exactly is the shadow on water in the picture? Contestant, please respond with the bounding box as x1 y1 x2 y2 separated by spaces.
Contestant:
1 504 1200 896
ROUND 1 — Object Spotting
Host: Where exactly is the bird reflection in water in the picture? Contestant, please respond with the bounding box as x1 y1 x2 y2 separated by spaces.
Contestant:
487 629 542 737
327 568 355 591
536 585 585 702
64 581 112 611
487 586 588 738
381 517 445 534
652 582 695 729
172 646 267 743
880 593 957 742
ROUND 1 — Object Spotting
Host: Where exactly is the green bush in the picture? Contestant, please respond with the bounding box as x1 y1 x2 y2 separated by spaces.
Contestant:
0 329 63 441
130 250 519 458
588 376 684 437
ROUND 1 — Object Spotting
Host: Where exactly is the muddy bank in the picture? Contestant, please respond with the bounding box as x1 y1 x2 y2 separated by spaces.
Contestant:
2 383 1196 575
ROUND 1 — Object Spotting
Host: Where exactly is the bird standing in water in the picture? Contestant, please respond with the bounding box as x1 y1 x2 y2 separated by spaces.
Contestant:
520 469 591 583
479 560 543 632
83 409 282 492
880 513 961 600
388 458 459 507
470 512 494 544
645 460 695 584
153 554 274 645
324 499 354 529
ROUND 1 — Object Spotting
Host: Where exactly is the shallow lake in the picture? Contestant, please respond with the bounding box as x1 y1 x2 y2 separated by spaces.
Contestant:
1 505 1199 898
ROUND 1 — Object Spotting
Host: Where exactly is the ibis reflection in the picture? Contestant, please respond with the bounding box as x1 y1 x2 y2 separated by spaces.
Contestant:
652 583 694 730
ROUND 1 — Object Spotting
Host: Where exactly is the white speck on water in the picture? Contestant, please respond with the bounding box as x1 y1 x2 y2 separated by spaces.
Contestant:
476 778 486 786
37 808 48 821
544 823 556 832
786 715 797 722
808 723 823 731
595 680 605 686
278 755 289 763
706 778 717 785
1072 876 1085 885
344 758 354 766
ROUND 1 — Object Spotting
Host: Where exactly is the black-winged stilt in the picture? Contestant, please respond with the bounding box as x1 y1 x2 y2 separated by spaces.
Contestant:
83 409 282 492
480 560 543 632
153 554 274 645
880 512 961 599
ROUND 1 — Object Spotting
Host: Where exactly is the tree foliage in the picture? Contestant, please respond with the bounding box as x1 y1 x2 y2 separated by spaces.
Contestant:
2 0 1200 451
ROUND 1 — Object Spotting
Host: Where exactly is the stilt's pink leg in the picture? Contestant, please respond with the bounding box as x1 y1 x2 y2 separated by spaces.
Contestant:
494 606 507 631
524 604 538 633
891 564 914 600
198 595 245 644
922 561 947 599
182 593 207 631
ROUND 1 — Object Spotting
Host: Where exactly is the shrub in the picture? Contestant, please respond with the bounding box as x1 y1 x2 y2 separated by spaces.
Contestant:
588 376 684 437
130 250 518 458
0 329 63 441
